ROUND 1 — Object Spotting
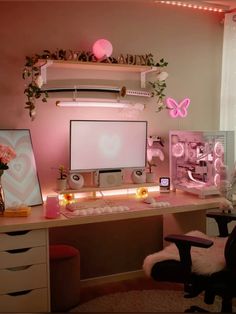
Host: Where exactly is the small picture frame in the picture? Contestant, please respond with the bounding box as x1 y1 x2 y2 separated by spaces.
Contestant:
159 177 170 193
0 129 43 207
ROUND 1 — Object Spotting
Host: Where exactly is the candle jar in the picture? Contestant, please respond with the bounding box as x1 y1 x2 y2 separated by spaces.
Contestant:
45 195 60 219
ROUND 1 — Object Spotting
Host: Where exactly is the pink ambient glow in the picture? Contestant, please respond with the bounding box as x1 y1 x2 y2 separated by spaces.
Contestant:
214 173 220 187
92 39 113 60
167 97 190 118
214 158 223 173
158 1 224 12
136 187 149 199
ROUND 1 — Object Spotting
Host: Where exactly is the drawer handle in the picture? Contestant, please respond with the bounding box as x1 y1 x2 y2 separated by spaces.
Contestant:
7 265 32 271
5 230 31 236
6 248 31 254
8 289 32 296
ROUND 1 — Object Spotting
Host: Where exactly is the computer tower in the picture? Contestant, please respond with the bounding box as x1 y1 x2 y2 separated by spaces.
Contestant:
169 130 235 198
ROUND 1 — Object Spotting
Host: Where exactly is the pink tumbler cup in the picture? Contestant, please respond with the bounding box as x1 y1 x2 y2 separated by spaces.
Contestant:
45 195 60 219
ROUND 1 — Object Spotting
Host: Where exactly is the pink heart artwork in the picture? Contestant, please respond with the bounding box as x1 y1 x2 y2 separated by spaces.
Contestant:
0 130 42 207
166 97 190 118
9 154 31 182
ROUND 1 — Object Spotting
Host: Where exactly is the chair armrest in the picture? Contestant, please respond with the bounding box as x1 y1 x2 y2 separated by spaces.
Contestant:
207 211 236 221
207 211 236 237
164 234 213 269
165 234 213 248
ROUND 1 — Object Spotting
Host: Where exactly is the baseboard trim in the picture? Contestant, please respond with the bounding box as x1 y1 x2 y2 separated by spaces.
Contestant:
80 269 145 287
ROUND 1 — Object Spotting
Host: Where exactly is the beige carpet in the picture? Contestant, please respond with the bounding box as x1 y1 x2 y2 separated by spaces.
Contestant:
71 289 222 312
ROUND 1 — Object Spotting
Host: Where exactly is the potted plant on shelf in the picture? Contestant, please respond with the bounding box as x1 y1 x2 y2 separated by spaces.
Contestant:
146 160 157 183
56 165 68 191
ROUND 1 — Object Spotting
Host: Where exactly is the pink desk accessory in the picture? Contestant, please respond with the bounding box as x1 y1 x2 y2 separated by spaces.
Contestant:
45 195 60 219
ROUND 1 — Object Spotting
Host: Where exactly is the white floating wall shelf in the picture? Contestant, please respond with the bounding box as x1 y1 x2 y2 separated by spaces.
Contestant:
38 59 158 89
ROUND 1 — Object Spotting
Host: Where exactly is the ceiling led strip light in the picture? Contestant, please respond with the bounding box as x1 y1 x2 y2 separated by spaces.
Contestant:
155 1 229 12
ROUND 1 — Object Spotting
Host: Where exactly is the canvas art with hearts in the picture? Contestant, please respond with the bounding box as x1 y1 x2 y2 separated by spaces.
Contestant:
0 129 43 207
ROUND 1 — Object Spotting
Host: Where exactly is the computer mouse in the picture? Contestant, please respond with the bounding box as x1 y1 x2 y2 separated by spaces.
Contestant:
143 197 156 204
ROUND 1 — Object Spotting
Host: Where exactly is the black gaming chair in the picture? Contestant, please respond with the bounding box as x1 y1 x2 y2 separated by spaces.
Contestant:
143 211 236 312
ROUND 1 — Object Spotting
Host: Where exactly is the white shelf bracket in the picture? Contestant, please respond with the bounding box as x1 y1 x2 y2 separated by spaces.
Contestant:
140 67 158 88
40 60 54 84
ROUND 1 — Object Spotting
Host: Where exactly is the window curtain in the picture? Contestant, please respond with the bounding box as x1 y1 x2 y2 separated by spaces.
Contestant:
220 12 236 158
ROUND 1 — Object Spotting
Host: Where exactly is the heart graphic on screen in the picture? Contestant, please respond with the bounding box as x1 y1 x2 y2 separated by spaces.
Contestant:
99 134 121 158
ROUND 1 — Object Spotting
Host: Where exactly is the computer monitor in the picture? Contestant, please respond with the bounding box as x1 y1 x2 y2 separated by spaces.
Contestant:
70 120 147 172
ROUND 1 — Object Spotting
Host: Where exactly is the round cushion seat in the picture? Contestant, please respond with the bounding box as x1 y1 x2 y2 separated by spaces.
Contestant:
49 244 80 312
50 244 79 260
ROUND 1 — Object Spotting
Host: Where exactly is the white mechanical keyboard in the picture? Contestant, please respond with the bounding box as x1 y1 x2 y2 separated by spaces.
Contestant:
66 203 130 216
149 201 170 208
65 199 170 217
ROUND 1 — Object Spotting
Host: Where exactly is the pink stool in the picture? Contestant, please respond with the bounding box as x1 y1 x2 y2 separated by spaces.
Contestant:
49 244 80 312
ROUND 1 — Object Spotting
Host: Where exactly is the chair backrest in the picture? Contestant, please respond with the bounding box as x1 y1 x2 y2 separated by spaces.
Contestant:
224 225 236 269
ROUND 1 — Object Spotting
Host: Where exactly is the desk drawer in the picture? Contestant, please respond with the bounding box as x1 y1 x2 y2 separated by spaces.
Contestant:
0 288 48 312
0 229 47 251
0 246 47 269
0 263 47 294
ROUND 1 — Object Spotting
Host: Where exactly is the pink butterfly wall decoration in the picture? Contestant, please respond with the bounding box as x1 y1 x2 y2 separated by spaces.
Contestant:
166 97 190 118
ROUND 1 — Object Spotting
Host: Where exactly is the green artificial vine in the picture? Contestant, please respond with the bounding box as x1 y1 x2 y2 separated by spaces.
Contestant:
22 50 168 120
147 56 169 112
23 54 49 120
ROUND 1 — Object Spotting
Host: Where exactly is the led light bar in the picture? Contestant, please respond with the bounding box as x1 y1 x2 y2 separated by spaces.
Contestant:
56 99 145 110
155 1 229 12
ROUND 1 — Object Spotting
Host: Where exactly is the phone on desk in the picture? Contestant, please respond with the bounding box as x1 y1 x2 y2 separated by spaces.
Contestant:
159 177 170 193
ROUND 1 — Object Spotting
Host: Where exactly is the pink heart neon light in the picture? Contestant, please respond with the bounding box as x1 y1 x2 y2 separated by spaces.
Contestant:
166 97 190 118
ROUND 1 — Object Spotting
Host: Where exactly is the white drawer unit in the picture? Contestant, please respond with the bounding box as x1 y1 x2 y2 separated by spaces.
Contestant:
0 263 48 294
0 229 47 251
0 246 46 269
0 229 50 312
0 288 48 312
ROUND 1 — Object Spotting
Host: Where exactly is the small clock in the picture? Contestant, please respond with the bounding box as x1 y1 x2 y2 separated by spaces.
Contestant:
159 177 170 193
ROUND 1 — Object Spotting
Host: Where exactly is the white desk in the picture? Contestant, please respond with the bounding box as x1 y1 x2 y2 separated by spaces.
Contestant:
0 191 226 312
0 191 226 232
